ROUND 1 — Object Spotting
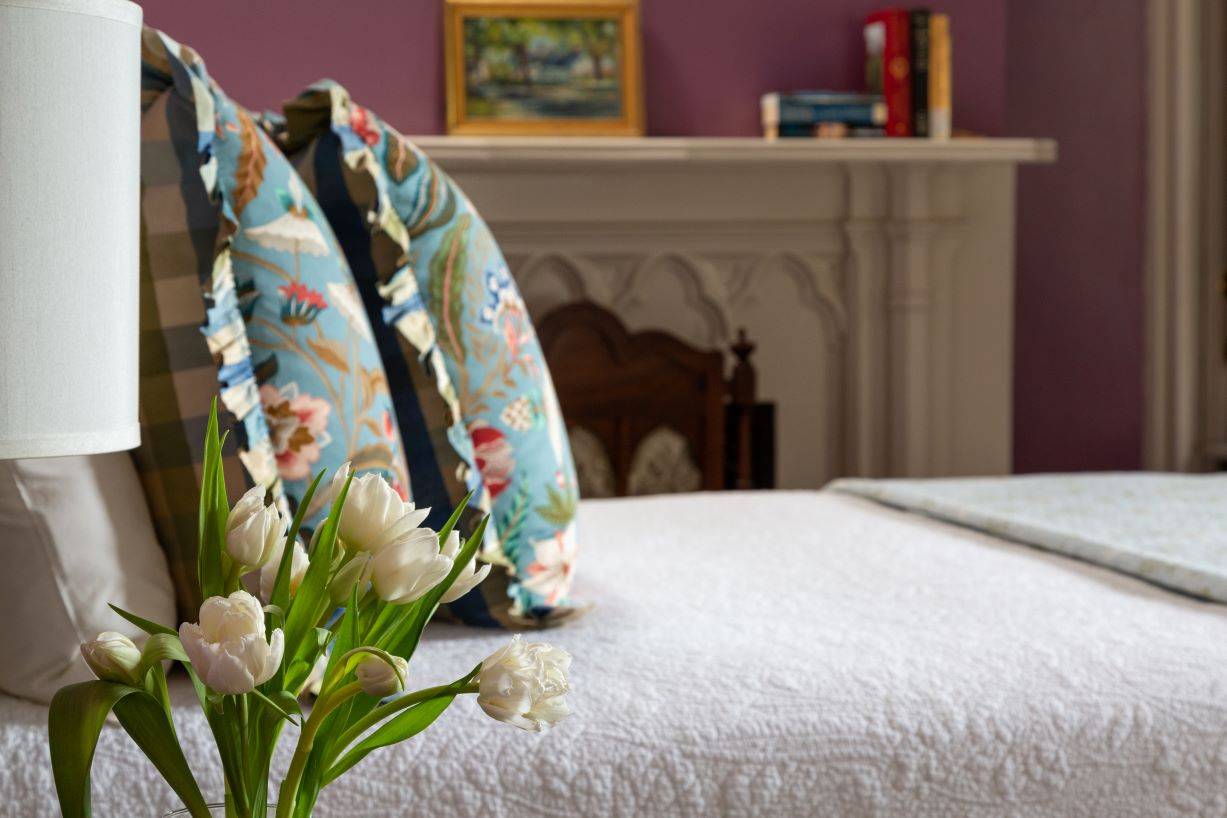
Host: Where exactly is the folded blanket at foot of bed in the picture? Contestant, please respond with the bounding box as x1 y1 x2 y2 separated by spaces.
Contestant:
834 471 1227 603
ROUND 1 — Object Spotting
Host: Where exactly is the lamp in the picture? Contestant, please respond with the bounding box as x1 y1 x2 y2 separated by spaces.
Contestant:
0 0 142 459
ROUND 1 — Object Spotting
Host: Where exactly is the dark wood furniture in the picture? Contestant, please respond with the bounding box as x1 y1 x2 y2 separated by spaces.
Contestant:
537 301 773 496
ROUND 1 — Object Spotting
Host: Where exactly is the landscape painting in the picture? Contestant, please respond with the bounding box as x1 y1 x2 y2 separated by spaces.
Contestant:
465 17 622 119
445 1 643 135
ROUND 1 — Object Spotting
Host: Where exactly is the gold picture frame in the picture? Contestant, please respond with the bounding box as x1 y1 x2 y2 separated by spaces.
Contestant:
444 0 644 136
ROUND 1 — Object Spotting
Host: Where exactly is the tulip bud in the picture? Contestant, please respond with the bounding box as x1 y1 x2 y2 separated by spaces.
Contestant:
227 485 267 533
244 537 309 603
328 553 371 605
477 636 571 732
225 487 287 570
80 632 142 685
438 530 491 604
355 654 408 698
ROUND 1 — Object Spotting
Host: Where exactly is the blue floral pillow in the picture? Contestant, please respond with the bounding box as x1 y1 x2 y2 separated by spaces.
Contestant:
278 83 581 625
193 78 410 522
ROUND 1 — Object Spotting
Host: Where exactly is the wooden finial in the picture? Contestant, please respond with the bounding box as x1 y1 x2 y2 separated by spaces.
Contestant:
729 327 756 406
732 327 755 365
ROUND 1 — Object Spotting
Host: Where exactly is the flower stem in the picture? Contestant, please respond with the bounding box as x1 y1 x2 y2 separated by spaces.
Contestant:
223 560 242 594
239 694 250 797
274 681 362 818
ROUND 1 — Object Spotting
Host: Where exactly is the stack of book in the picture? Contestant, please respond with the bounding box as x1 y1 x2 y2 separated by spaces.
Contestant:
760 8 952 140
864 8 951 138
760 91 887 140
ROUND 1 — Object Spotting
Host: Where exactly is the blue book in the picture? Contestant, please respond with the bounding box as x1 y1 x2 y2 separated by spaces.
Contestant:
777 103 885 126
775 123 886 138
774 90 881 105
762 92 887 135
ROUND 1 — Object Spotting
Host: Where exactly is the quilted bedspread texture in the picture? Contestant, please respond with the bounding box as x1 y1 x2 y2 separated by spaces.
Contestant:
4 490 1227 817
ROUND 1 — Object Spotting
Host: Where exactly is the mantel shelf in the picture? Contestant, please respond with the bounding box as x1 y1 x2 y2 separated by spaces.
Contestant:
410 136 1057 168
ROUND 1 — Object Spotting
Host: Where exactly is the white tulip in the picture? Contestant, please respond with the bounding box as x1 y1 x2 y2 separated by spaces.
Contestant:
328 462 430 553
355 654 408 698
368 528 451 604
226 486 287 569
243 537 309 603
179 591 284 694
437 530 491 604
228 485 266 532
477 636 571 732
80 631 142 685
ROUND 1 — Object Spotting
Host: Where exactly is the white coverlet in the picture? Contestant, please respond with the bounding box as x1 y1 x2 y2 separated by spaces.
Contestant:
4 490 1227 817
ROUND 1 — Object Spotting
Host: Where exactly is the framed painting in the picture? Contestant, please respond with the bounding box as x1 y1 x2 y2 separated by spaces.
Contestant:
444 0 644 136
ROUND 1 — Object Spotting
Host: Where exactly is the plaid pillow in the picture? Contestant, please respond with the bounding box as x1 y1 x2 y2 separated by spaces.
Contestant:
135 30 281 619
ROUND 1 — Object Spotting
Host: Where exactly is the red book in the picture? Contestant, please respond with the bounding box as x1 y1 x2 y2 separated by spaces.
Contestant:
864 9 912 136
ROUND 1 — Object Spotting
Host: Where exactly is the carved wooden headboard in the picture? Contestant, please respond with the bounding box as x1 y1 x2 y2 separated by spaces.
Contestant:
537 301 770 497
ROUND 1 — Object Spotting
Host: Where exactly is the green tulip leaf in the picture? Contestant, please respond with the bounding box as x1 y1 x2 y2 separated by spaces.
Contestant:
321 694 455 786
136 633 189 681
108 603 176 637
49 681 209 818
435 489 473 546
321 585 361 685
284 472 352 682
251 688 302 725
196 400 228 601
272 468 326 613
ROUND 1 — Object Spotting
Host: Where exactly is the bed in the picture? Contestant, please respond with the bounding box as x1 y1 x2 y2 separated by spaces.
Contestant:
5 485 1227 817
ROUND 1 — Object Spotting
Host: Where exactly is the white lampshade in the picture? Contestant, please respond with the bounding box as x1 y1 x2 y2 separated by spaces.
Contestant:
0 0 142 459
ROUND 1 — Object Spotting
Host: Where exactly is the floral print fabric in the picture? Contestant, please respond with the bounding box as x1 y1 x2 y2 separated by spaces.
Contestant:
279 82 581 623
200 81 409 523
378 113 580 621
271 85 501 625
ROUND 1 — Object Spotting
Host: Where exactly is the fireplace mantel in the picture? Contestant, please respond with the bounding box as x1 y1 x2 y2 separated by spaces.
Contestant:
415 136 1056 489
413 136 1056 166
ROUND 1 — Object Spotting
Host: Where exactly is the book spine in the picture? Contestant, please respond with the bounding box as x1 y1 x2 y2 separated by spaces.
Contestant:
910 9 930 137
779 92 883 106
929 13 952 139
776 102 886 126
866 10 912 136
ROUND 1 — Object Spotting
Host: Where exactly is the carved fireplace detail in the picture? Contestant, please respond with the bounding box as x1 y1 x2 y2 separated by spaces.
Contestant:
417 136 1056 488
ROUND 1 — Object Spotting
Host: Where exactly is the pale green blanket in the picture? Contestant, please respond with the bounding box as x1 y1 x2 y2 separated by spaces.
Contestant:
831 472 1227 602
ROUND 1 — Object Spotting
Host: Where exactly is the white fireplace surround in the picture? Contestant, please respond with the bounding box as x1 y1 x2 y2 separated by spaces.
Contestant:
416 136 1057 489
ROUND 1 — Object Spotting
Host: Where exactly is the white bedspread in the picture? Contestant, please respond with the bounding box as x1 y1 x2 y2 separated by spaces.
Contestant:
5 491 1227 817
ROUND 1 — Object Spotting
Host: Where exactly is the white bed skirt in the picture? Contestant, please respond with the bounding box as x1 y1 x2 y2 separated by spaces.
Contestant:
4 490 1227 817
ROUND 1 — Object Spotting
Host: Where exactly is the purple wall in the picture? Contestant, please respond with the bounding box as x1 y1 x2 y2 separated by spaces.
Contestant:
1007 0 1147 471
138 0 1006 137
138 0 1150 472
